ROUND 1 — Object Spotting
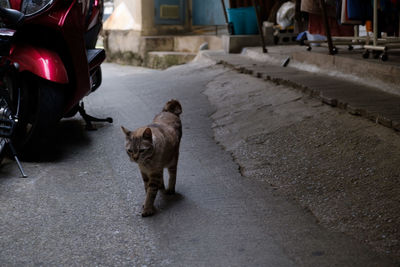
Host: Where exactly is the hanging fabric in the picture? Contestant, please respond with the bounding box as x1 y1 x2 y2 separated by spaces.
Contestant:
346 0 373 20
308 13 354 35
341 0 363 24
378 0 400 36
300 0 336 16
301 0 354 36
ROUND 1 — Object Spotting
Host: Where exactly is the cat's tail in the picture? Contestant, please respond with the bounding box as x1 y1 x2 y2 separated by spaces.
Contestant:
163 99 182 116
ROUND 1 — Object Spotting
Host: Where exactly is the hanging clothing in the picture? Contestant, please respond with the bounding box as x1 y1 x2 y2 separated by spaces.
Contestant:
340 0 363 24
346 0 373 20
308 13 354 36
378 0 400 36
301 0 336 17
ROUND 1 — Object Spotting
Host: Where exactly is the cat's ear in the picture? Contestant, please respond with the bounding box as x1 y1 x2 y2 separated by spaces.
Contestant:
143 127 152 141
121 126 131 137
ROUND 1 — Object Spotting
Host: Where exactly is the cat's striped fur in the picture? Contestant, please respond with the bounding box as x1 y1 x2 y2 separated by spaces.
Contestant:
121 99 182 217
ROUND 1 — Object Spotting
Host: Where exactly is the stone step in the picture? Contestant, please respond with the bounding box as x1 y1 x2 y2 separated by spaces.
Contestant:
103 31 223 66
142 35 223 53
146 51 197 69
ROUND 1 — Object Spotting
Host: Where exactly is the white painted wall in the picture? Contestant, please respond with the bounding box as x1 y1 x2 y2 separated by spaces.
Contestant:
104 0 142 32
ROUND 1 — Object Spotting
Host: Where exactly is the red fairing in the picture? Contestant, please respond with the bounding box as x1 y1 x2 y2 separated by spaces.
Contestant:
4 0 105 111
10 0 22 10
10 45 69 84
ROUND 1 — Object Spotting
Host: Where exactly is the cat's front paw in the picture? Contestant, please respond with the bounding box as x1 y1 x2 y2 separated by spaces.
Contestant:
141 206 156 217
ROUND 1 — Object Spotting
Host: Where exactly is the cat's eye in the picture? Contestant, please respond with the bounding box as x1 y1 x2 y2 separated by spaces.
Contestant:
128 149 133 154
139 149 145 153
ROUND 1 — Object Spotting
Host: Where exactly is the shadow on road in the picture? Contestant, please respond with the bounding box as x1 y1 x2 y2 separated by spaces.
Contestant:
22 118 92 163
157 191 185 213
0 158 16 180
57 118 91 146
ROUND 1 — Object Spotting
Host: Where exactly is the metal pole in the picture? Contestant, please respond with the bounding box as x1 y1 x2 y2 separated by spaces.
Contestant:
6 139 27 178
373 0 377 46
220 0 228 24
319 0 335 55
252 0 267 53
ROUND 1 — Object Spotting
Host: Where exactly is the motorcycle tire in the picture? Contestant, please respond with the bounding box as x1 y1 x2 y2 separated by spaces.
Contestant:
0 84 14 165
13 75 66 158
63 104 79 118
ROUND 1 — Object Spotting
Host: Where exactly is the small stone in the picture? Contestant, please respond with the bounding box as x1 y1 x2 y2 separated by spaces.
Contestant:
321 96 338 107
392 120 400 131
377 116 392 128
199 42 209 51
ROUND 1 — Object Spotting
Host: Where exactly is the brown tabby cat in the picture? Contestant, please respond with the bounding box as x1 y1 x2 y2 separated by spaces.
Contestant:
121 99 182 217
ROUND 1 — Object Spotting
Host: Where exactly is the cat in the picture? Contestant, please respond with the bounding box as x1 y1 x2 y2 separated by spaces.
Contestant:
121 99 182 217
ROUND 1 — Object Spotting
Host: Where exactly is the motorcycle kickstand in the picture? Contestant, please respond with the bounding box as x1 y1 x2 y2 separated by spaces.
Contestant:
78 102 113 131
6 139 28 178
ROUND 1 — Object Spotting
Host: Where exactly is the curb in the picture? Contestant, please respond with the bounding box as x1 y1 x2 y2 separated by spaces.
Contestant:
205 53 400 133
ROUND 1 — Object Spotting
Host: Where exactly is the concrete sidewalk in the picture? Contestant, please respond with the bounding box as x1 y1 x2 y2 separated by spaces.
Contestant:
198 49 400 263
199 47 400 133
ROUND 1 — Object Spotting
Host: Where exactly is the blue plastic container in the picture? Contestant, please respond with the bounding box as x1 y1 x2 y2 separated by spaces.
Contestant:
227 7 259 35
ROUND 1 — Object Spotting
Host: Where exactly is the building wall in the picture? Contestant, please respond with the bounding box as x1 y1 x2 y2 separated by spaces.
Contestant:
142 0 191 35
103 0 225 66
111 0 224 36
192 0 228 26
105 0 143 32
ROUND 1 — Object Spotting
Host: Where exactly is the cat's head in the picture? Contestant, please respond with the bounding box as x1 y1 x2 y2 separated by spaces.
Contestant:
121 126 154 164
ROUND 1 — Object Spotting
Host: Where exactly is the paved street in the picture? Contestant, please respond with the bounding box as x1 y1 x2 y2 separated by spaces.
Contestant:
0 61 395 266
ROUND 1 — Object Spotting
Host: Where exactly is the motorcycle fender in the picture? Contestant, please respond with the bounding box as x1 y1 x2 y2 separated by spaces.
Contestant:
9 45 69 84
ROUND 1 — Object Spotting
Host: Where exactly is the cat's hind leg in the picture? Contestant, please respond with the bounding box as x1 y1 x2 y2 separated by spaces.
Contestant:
141 171 150 192
166 164 177 195
159 172 166 192
142 172 162 217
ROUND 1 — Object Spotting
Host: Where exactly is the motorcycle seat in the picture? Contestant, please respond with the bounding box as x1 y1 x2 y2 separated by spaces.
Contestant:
87 48 105 71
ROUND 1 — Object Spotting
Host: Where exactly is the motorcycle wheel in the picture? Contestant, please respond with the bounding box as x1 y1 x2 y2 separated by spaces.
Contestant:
13 74 66 157
0 137 6 166
63 104 79 118
0 78 16 165
0 98 12 164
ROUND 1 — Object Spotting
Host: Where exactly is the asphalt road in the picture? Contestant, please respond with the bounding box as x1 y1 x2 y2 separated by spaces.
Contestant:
0 62 394 266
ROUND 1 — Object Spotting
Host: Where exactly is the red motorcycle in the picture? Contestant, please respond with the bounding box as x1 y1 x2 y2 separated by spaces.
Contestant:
0 0 112 176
